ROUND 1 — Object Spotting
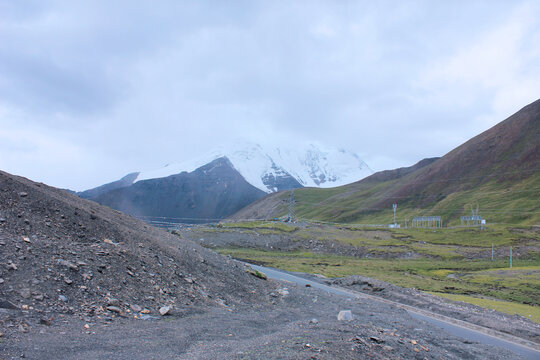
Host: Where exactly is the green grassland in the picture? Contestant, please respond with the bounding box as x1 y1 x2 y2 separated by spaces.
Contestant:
278 173 540 226
429 292 540 323
207 221 539 322
219 248 539 309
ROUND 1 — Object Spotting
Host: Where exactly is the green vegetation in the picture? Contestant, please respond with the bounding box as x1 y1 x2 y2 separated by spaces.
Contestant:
429 292 540 323
219 221 298 233
197 220 539 321
282 173 540 225
218 248 539 309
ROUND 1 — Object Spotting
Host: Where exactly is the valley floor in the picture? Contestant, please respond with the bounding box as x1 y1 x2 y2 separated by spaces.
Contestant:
178 221 540 343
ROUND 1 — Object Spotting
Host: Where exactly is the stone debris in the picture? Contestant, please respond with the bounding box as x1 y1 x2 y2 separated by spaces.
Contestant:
277 288 289 296
106 306 122 313
56 259 78 271
159 306 171 316
337 310 353 321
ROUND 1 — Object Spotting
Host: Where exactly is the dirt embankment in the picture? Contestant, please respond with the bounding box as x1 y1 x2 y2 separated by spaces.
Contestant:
0 170 273 338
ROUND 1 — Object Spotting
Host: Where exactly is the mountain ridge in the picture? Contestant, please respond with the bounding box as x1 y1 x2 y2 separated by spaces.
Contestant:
231 99 540 225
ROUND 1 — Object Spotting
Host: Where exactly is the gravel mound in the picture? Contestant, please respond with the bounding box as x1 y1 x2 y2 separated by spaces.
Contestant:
0 170 272 335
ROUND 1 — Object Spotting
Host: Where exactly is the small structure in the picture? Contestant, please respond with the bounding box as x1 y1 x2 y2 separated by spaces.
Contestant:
411 216 442 228
460 215 483 226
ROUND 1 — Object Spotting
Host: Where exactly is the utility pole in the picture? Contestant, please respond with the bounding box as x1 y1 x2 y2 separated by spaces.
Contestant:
392 203 397 226
491 244 494 261
510 246 512 268
288 189 295 223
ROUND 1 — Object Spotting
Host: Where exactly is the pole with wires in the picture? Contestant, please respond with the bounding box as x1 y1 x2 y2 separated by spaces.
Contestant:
288 189 296 223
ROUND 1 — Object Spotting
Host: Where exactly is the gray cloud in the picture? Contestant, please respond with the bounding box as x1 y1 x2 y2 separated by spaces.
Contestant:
0 0 539 190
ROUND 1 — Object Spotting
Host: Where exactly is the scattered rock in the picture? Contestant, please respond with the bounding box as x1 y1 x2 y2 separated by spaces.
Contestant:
58 295 68 302
40 317 52 326
18 192 28 197
0 299 18 309
370 336 384 343
277 288 289 296
107 298 121 307
106 306 122 313
159 306 171 316
0 277 4 284
20 288 31 299
337 310 353 321
309 318 319 324
130 304 142 312
56 259 78 271
246 268 267 280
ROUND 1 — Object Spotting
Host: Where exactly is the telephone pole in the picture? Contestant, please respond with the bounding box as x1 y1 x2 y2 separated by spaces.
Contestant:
288 189 295 222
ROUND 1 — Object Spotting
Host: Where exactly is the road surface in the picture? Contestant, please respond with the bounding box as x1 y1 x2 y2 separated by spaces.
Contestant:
250 264 540 360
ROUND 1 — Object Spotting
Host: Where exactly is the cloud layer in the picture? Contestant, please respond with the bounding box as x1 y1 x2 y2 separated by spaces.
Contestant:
1 1 539 190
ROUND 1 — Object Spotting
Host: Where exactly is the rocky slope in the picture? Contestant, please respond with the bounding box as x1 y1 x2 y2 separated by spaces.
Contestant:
0 169 272 336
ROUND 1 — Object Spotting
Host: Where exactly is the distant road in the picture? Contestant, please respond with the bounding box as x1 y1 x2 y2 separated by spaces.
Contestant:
250 264 540 360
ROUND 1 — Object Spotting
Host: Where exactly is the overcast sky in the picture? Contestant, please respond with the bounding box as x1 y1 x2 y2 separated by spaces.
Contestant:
1 1 539 191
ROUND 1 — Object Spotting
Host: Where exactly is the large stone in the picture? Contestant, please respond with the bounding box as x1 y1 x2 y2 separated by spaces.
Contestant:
106 306 122 313
159 306 171 316
337 310 353 321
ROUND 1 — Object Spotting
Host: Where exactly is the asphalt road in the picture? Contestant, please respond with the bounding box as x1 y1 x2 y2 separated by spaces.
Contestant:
250 264 540 360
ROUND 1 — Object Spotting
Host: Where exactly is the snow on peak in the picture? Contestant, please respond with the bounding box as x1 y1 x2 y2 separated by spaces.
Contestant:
135 142 373 193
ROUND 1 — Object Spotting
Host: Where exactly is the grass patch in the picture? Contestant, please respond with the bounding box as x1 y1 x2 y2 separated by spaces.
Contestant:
429 292 540 323
218 248 540 306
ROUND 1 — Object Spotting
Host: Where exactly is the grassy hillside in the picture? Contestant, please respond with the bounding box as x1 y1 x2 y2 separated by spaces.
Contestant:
289 172 540 225
233 99 540 226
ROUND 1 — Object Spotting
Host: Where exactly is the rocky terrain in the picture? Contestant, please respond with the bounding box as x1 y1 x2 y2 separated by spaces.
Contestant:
1 281 527 359
330 275 540 343
0 169 535 359
0 169 272 338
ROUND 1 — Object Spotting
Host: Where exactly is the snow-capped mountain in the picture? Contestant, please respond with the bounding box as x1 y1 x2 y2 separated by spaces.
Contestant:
134 142 373 193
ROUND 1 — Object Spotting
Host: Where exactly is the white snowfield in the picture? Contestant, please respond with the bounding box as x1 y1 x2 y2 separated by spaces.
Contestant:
135 142 373 193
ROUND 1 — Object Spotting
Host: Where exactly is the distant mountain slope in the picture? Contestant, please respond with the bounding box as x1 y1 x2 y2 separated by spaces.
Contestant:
133 142 372 193
78 172 139 199
79 143 372 223
90 157 266 223
232 99 540 225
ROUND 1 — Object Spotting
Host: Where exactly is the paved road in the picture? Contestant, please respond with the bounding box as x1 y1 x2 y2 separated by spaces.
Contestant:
250 264 540 360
